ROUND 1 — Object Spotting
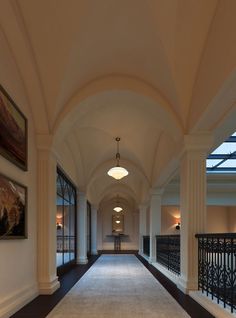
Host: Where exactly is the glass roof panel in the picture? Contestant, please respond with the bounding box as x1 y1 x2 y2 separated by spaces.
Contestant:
206 159 222 168
212 142 236 155
207 132 236 172
217 159 236 168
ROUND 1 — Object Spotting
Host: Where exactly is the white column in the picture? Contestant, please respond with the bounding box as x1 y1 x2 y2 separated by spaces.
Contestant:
178 133 213 293
77 191 88 264
149 188 163 263
91 205 98 255
37 136 60 294
139 204 147 254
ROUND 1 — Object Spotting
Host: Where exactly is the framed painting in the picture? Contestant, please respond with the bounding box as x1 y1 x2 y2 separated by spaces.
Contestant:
0 85 27 171
0 173 27 239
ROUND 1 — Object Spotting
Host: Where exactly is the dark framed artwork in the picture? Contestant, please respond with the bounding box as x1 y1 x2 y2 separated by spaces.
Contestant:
0 173 27 239
0 85 27 171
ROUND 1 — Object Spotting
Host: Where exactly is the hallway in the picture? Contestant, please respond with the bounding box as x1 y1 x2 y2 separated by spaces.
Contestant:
47 255 189 318
1 2 236 318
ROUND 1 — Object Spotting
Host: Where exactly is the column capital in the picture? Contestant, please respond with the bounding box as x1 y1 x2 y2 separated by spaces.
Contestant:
36 134 60 160
91 204 99 210
139 203 148 210
183 132 214 154
150 187 164 197
78 191 86 198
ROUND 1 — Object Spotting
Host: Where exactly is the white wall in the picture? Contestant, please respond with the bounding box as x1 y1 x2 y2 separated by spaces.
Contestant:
161 205 236 234
161 206 181 235
98 201 139 250
0 30 38 317
207 206 229 233
227 206 236 232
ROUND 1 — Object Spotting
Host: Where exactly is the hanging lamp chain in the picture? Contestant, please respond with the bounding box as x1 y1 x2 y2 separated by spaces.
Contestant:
115 137 121 166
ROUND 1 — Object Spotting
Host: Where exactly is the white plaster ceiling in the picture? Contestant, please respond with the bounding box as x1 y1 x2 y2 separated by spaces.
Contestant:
1 0 236 206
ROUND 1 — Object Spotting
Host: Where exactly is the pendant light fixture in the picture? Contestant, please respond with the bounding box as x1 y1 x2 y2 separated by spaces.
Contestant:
107 137 129 180
113 195 123 212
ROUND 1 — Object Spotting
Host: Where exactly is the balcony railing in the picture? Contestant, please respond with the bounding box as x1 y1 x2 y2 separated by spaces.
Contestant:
143 236 150 257
196 233 236 313
156 235 180 275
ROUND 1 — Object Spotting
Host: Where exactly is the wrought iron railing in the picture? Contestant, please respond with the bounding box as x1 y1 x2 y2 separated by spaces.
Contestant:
196 233 236 313
143 236 150 257
57 235 75 252
156 235 180 275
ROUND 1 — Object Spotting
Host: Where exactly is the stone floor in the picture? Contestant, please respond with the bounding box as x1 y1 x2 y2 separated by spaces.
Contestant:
46 254 190 318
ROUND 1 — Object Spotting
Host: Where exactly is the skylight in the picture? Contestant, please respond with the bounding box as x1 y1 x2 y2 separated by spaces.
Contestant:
207 132 236 173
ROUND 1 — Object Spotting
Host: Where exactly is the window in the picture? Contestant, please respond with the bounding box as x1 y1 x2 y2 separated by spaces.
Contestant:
56 168 77 268
207 132 236 173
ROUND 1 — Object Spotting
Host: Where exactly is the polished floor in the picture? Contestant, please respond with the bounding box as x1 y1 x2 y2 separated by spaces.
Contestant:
46 254 190 318
12 253 214 318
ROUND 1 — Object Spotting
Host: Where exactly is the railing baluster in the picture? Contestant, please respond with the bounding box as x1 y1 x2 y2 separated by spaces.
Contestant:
231 238 233 313
156 235 180 275
196 233 236 313
217 237 220 304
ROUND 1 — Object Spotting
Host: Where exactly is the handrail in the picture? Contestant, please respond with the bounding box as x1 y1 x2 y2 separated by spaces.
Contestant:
196 233 236 238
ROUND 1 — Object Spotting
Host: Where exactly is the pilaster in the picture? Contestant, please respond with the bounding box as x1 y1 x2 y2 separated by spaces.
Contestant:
149 188 164 263
91 205 98 255
179 133 213 293
77 191 88 264
138 204 147 254
37 140 60 294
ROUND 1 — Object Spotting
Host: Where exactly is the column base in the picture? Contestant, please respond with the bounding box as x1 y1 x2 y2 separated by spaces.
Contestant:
77 257 88 264
91 250 98 255
148 257 156 264
38 277 60 295
177 276 198 294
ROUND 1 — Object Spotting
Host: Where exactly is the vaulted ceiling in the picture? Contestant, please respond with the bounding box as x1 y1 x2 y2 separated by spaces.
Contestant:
1 0 236 206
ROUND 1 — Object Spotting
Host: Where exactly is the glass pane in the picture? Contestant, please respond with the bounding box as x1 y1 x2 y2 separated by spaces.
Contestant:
206 159 223 168
57 175 64 197
56 195 63 267
218 159 236 168
63 203 70 264
56 169 76 268
212 142 236 154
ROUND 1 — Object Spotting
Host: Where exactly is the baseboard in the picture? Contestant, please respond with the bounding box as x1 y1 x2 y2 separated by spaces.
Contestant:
138 252 150 262
38 278 60 295
151 262 180 286
190 291 236 318
0 283 38 318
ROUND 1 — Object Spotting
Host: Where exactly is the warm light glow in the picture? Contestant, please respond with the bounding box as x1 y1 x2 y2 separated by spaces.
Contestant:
113 206 123 212
175 217 181 224
107 166 129 180
115 220 121 224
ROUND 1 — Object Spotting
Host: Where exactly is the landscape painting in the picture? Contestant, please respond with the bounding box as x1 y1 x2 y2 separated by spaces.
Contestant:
0 85 27 170
0 174 27 239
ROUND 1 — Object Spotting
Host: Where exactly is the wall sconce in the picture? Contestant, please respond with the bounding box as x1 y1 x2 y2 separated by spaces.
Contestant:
175 216 181 230
176 222 180 230
56 222 62 230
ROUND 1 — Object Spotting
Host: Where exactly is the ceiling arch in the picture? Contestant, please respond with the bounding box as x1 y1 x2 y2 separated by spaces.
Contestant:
53 76 184 144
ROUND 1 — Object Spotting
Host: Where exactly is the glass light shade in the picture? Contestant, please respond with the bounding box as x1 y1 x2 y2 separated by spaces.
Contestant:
107 166 129 180
113 206 123 212
115 220 121 224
